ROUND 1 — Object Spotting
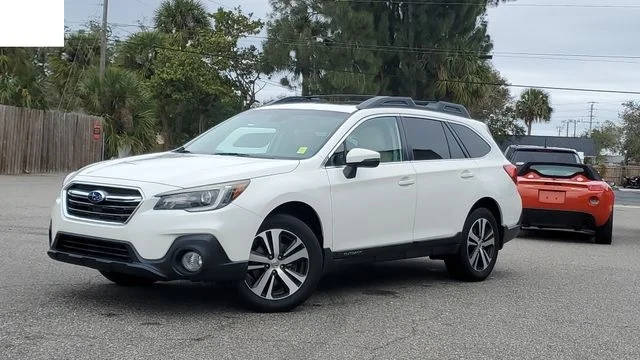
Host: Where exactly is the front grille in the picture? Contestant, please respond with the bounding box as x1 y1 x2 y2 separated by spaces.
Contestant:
65 183 142 224
54 234 136 262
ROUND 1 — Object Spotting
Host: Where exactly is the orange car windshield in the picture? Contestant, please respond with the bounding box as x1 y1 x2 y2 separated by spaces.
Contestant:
529 164 585 178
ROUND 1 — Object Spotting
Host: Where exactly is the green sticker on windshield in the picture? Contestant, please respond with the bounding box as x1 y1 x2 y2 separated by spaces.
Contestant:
297 146 308 154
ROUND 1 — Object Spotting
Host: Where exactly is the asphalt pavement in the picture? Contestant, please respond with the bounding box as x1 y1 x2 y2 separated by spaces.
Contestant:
1 174 640 359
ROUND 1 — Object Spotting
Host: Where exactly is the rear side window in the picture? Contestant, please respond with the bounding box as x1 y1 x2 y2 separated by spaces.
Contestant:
402 117 450 160
450 124 491 158
443 125 466 159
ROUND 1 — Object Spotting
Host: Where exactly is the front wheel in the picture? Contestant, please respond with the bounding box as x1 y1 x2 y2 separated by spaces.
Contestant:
236 214 323 312
445 208 500 281
595 214 613 245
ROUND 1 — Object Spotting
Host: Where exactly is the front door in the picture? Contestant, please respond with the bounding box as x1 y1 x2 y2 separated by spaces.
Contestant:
326 116 416 251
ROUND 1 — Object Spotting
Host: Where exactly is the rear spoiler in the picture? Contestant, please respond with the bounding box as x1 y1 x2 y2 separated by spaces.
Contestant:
517 162 602 181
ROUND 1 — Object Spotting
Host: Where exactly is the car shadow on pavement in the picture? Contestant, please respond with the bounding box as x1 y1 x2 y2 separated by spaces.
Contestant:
319 260 451 292
51 259 459 314
518 229 595 244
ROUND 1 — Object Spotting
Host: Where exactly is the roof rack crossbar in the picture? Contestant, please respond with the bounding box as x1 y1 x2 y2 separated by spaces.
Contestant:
267 95 471 118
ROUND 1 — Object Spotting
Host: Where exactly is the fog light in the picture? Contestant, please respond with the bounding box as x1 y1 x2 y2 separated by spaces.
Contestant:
181 251 203 272
589 197 600 206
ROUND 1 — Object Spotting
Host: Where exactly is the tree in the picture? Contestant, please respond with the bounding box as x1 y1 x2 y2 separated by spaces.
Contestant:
154 0 210 44
462 69 524 142
262 0 507 106
78 67 156 157
115 31 166 80
133 2 263 145
589 121 623 160
620 101 640 163
0 48 49 109
48 24 104 111
515 88 553 135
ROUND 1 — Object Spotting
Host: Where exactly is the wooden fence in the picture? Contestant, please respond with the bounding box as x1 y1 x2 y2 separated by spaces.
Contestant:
598 165 640 185
0 105 104 175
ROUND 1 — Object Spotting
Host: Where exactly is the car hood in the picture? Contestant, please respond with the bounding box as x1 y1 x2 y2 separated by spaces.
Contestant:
76 152 299 188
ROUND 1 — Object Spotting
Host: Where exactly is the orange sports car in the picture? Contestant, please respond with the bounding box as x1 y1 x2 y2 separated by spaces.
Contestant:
515 162 615 244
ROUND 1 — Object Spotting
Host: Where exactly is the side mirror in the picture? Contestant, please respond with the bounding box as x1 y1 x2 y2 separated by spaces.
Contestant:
343 148 380 179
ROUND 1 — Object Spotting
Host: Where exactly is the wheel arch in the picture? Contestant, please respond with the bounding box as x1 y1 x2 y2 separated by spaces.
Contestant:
264 201 324 248
468 197 504 247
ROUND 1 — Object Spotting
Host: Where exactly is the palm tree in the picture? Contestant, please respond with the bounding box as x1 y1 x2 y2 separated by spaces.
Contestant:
0 48 49 109
115 31 166 79
515 88 553 135
154 0 210 43
78 67 156 157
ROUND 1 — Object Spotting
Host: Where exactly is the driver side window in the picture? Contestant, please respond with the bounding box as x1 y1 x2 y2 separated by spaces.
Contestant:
327 117 403 166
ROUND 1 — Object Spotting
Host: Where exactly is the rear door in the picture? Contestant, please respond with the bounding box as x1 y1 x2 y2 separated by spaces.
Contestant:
402 116 478 240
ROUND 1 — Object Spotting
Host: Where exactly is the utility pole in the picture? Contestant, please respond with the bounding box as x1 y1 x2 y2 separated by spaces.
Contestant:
566 121 569 137
556 126 563 136
588 102 596 133
99 0 109 81
573 119 577 137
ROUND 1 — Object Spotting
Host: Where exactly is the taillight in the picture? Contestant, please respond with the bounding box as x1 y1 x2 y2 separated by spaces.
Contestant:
503 164 518 184
588 184 606 191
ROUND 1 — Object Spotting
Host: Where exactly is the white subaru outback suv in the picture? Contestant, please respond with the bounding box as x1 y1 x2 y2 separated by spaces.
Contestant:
48 96 522 312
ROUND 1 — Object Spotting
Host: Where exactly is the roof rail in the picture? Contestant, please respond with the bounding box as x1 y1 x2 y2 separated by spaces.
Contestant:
356 96 416 109
413 100 471 119
267 95 471 118
267 94 373 106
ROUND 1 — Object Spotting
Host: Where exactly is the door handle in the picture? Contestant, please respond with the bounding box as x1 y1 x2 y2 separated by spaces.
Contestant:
460 170 475 179
398 176 415 186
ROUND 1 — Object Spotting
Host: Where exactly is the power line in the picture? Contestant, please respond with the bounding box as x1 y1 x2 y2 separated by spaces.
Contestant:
244 35 640 63
324 0 640 8
439 79 640 95
58 3 103 110
65 33 102 110
108 36 640 96
104 23 640 64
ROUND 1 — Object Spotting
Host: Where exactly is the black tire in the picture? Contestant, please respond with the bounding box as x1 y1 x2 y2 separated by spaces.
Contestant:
595 214 613 245
445 208 500 281
99 271 156 286
236 214 323 312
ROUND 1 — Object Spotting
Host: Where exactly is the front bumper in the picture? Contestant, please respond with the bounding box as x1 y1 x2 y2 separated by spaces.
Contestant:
51 180 262 262
48 232 247 281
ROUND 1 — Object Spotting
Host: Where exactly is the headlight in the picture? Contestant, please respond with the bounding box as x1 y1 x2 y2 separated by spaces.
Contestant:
154 180 250 212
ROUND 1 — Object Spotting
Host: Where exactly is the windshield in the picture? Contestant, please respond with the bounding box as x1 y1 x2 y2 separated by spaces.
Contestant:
183 109 350 159
513 150 580 164
528 164 586 178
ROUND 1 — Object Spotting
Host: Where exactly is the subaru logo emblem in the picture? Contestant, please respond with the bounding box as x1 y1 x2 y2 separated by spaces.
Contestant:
87 190 107 204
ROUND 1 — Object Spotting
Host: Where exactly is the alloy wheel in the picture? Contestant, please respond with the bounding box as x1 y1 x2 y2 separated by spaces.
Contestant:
245 228 309 300
467 218 496 272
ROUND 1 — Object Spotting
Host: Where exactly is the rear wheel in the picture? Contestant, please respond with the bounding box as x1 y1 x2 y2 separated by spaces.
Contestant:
595 214 613 245
236 214 322 312
445 208 499 281
99 271 156 286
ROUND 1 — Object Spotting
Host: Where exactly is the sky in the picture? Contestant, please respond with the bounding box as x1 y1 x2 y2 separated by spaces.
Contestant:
64 0 640 136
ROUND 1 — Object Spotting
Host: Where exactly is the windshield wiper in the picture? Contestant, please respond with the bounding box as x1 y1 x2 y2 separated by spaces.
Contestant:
212 152 256 158
173 146 191 153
